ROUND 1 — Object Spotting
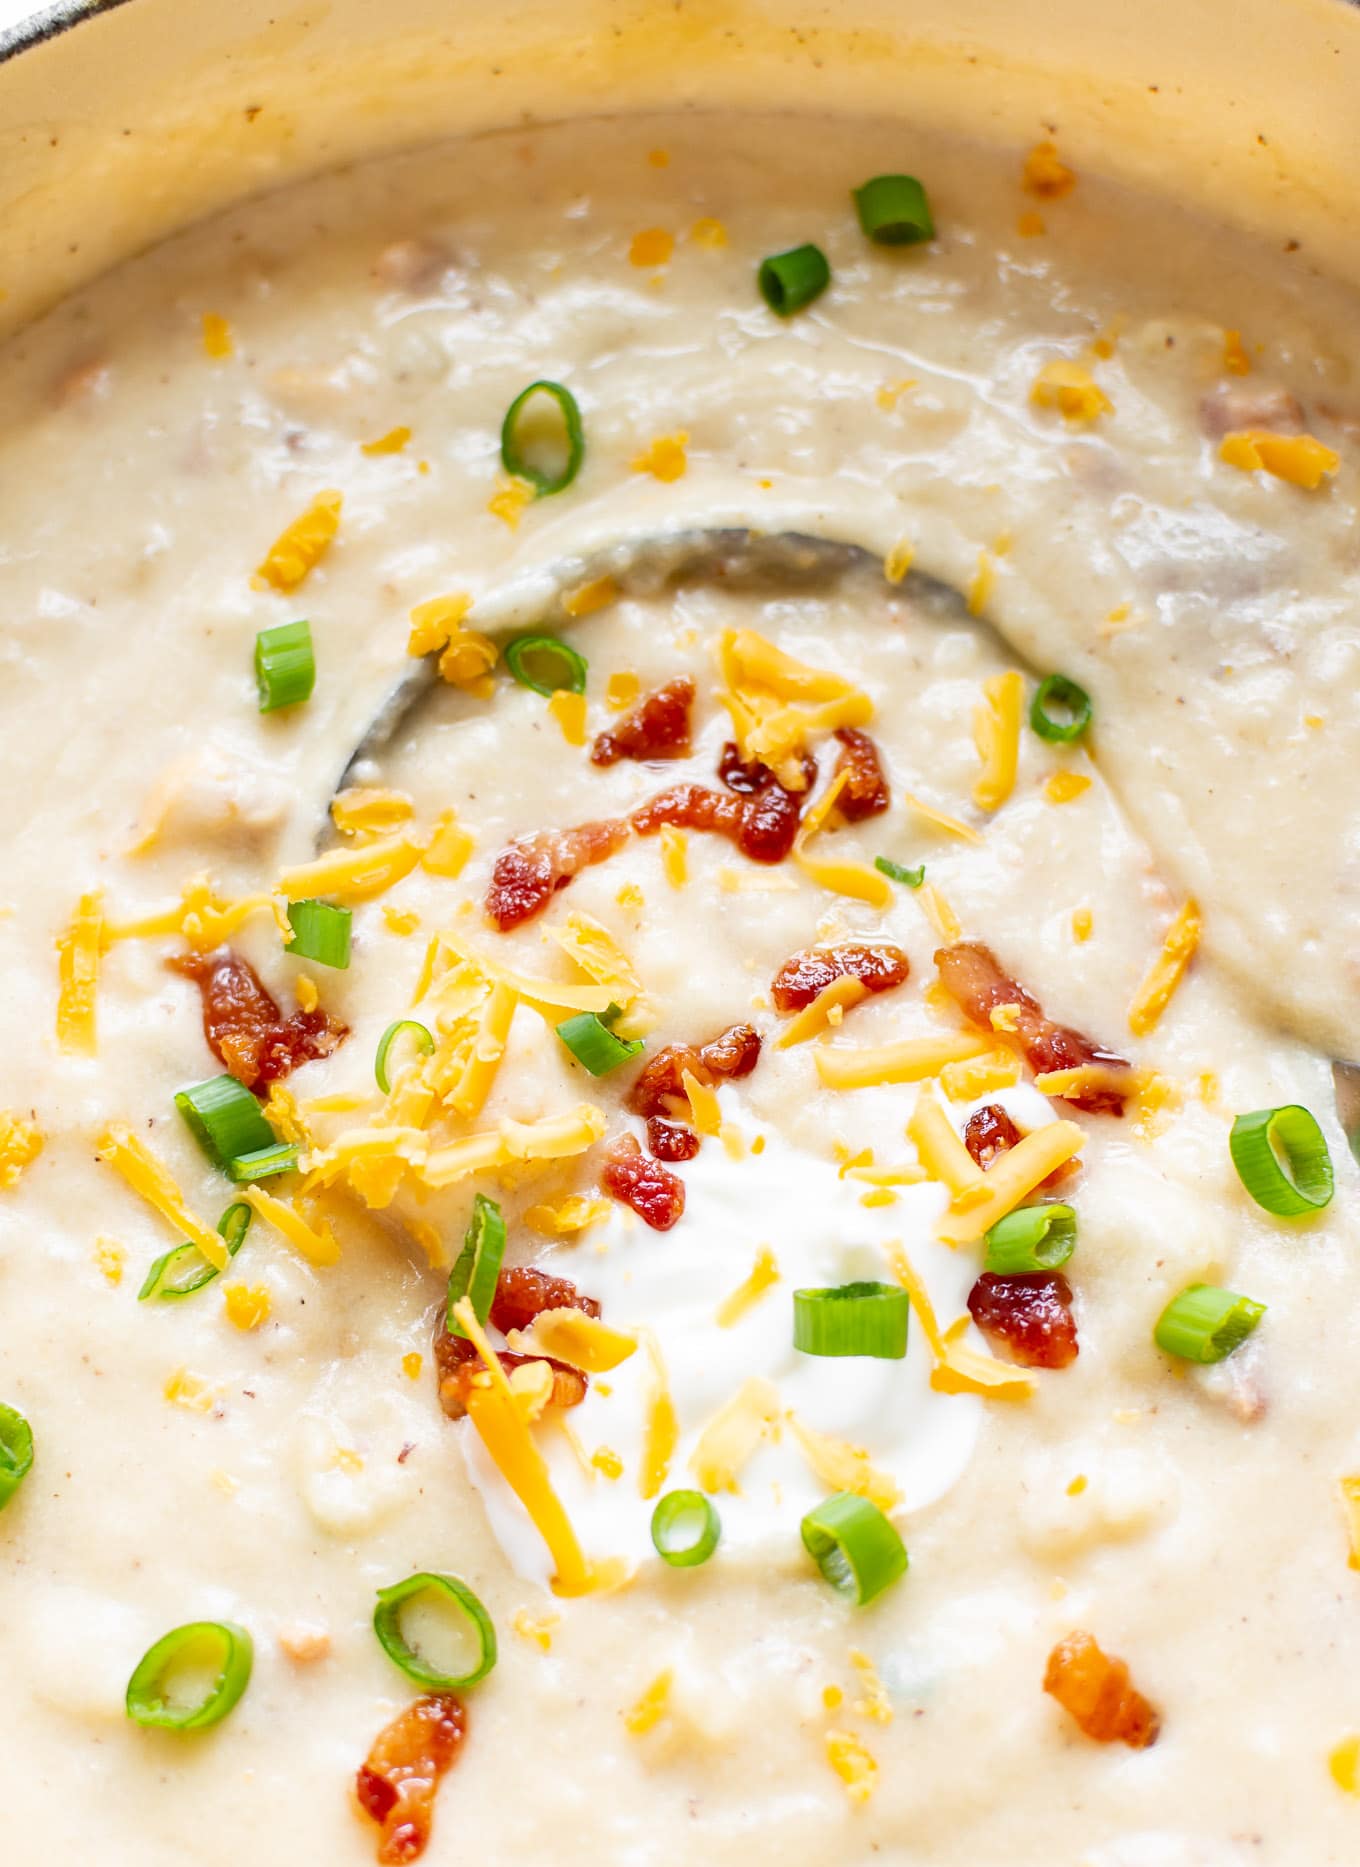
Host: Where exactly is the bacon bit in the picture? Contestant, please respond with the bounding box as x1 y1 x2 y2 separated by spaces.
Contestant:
590 676 694 767
633 760 810 864
490 1267 601 1332
627 1023 762 1120
935 941 1133 1115
770 943 908 1012
434 1268 598 1419
829 728 890 821
278 1623 330 1663
355 1693 467 1863
1042 1631 1160 1749
485 818 630 930
963 1102 1021 1169
718 741 774 795
967 1272 1079 1369
171 947 346 1090
646 1116 701 1162
600 1133 685 1231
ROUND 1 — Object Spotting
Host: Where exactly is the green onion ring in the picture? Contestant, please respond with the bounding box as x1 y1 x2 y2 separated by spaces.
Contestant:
285 898 352 969
874 856 925 889
372 1572 497 1691
174 1074 276 1172
1029 673 1092 744
853 174 934 246
0 1402 34 1511
503 633 589 698
800 1492 908 1607
757 243 831 317
1154 1283 1266 1364
500 379 585 495
650 1490 722 1568
983 1203 1077 1274
139 1202 252 1302
446 1193 507 1337
375 1019 436 1095
1229 1104 1334 1215
555 1008 644 1077
125 1621 254 1731
254 619 315 714
792 1282 909 1360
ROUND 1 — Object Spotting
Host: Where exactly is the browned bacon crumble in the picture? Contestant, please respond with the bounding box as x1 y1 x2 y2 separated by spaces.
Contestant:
968 1271 1079 1369
934 940 1134 1115
485 817 629 930
633 748 815 865
1043 1632 1161 1749
627 1024 762 1120
600 1133 685 1231
770 943 909 1012
590 676 694 766
356 1693 467 1863
963 1102 1022 1169
645 1116 702 1162
830 727 891 821
170 947 346 1091
434 1268 599 1419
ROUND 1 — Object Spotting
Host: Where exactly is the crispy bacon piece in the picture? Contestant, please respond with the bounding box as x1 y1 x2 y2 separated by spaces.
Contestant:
830 727 890 821
627 1023 762 1120
600 1133 685 1231
489 1266 601 1332
646 1117 701 1163
355 1693 466 1863
633 748 814 865
171 947 346 1091
590 676 694 766
1043 1632 1160 1749
718 740 773 795
434 1267 598 1419
770 943 908 1012
968 1271 1079 1369
934 941 1133 1115
963 1102 1022 1169
485 817 629 930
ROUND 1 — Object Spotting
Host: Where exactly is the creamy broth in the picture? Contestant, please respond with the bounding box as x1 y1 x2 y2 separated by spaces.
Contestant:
1 114 1358 1866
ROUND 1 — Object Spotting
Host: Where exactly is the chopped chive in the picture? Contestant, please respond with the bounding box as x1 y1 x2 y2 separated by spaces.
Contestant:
446 1194 507 1337
793 1281 909 1359
375 1019 435 1095
853 174 934 246
983 1203 1077 1274
226 1141 300 1184
650 1490 721 1568
500 379 585 495
175 1075 275 1172
1229 1104 1334 1215
0 1403 34 1511
254 619 315 713
503 633 588 697
556 1007 643 1076
139 1202 252 1301
874 855 925 889
125 1621 253 1732
286 898 351 969
373 1572 497 1691
1154 1283 1265 1363
758 243 831 316
1030 673 1092 744
801 1492 908 1607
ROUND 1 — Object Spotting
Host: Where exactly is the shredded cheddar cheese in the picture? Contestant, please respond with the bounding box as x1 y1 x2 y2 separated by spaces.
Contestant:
422 809 476 878
681 1069 723 1138
223 1283 272 1331
886 1241 1037 1398
361 425 411 455
508 1309 639 1374
718 628 872 790
488 473 536 529
408 592 472 658
793 769 895 908
787 1415 901 1512
689 1377 780 1494
825 1729 878 1804
689 217 728 249
254 489 342 591
629 228 675 268
279 834 423 907
563 576 619 619
55 890 104 1053
624 1670 673 1736
1045 770 1092 804
849 1649 894 1724
1223 329 1251 375
93 1235 126 1285
512 1609 559 1652
639 1329 679 1501
1031 360 1111 423
421 1104 607 1188
1339 1476 1360 1570
715 1245 780 1327
164 1368 216 1412
876 378 917 412
971 671 1024 811
1219 429 1339 489
330 787 415 836
97 1125 228 1270
967 549 994 617
590 1446 624 1480
884 538 915 583
548 689 588 745
907 1086 983 1195
902 791 982 845
525 1196 612 1238
1330 1735 1360 1796
1128 898 1202 1035
240 1185 340 1266
917 881 963 944
816 1031 990 1091
1072 905 1093 943
1022 139 1076 199
606 670 640 711
294 974 319 1014
632 431 689 481
659 825 688 888
776 974 868 1047
0 1111 43 1191
201 312 233 358
937 1122 1086 1247
938 1049 1020 1099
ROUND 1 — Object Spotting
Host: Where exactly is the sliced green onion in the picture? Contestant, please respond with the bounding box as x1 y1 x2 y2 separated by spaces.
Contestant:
446 1193 507 1337
500 379 585 495
1154 1283 1266 1364
556 1008 644 1077
503 633 588 698
0 1403 34 1511
139 1203 252 1301
373 1572 497 1691
983 1203 1077 1274
175 1074 276 1171
853 174 934 246
375 1019 435 1095
226 1141 300 1184
875 855 925 889
1030 673 1092 744
1229 1104 1334 1215
286 898 351 969
793 1282 909 1360
650 1490 721 1568
254 619 315 713
126 1621 253 1732
801 1492 908 1607
758 243 831 316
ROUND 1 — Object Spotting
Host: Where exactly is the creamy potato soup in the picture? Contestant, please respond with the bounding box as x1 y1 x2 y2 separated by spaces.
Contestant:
3 113 1360 1867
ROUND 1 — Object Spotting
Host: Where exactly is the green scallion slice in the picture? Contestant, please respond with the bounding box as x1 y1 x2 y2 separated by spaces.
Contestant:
500 379 585 495
254 619 315 713
126 1621 253 1732
1154 1283 1265 1364
0 1402 34 1511
758 243 831 316
650 1490 721 1568
801 1492 908 1607
503 633 588 698
446 1193 507 1338
874 856 925 889
175 1074 276 1172
375 1019 435 1095
792 1281 909 1359
983 1202 1077 1274
556 1007 644 1076
1030 673 1092 744
853 174 934 246
286 898 351 969
139 1202 252 1302
1229 1104 1334 1215
372 1572 497 1691
226 1141 300 1184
